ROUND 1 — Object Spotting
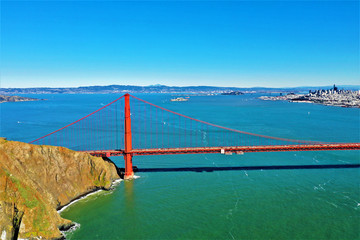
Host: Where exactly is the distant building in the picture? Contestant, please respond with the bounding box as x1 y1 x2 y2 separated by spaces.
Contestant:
333 84 338 91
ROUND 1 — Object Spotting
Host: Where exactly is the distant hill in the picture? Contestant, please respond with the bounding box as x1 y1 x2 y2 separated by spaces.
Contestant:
0 84 358 94
0 94 40 103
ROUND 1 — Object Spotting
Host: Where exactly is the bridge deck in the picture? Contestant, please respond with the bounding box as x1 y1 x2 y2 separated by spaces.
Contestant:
87 143 360 157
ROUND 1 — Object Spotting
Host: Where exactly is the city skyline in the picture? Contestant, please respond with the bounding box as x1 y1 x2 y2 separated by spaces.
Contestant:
1 1 359 88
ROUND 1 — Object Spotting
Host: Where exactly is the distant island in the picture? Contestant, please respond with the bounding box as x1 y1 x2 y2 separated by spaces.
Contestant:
221 91 244 95
0 84 359 95
259 85 360 108
0 95 41 103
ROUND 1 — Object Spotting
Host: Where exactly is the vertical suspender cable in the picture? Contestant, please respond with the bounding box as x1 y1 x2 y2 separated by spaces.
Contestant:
162 109 164 148
144 103 147 149
156 107 158 148
150 103 152 148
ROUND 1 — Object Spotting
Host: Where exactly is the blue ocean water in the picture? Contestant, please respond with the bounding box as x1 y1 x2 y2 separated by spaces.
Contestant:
1 93 359 239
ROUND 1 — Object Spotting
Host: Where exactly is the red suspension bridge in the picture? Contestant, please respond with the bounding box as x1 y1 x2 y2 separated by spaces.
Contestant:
30 94 360 179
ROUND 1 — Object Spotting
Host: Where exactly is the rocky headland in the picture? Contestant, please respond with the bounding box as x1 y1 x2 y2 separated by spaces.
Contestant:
0 95 41 103
0 138 120 239
259 86 360 108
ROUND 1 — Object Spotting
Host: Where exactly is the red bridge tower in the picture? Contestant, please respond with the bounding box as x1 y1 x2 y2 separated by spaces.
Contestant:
124 93 134 179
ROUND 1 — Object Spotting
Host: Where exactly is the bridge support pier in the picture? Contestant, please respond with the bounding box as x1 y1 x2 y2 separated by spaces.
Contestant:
124 93 134 180
124 153 134 179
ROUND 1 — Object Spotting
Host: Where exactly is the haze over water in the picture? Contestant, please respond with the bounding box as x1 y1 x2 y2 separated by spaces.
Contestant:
2 93 359 239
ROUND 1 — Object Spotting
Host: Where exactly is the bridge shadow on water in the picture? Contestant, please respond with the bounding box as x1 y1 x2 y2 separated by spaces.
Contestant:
135 164 360 173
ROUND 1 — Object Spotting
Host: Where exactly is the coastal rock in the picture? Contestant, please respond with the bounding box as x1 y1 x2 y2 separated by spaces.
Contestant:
0 201 24 240
0 138 120 239
0 95 41 103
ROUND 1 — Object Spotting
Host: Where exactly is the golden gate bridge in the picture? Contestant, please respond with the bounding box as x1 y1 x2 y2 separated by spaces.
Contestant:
30 94 360 179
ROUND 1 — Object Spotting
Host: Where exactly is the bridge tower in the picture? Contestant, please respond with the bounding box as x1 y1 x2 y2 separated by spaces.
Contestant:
124 93 134 179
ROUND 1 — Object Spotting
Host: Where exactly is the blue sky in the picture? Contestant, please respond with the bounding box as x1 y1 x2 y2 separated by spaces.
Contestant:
1 0 359 88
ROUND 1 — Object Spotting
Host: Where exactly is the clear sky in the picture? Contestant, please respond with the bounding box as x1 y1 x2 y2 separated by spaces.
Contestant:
1 0 359 88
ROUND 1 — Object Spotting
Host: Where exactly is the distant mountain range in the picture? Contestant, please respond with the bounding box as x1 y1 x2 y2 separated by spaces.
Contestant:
0 84 358 94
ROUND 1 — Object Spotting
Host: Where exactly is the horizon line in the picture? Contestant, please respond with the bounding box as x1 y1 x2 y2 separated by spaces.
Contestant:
1 84 359 90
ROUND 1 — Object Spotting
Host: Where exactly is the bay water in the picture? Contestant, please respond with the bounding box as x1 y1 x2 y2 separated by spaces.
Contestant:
1 93 359 239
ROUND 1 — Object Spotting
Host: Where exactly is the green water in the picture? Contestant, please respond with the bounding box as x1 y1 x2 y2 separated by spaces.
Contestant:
61 153 359 239
58 94 359 239
3 93 359 239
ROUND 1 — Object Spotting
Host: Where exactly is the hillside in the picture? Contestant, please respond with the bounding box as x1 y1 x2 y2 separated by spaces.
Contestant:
0 138 120 239
0 95 40 103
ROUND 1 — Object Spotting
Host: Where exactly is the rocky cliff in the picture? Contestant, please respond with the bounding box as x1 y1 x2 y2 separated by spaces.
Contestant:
0 138 120 239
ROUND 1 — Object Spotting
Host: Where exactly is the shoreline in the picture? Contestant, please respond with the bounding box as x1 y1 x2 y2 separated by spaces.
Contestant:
57 178 123 214
290 100 360 108
0 99 39 104
57 176 136 238
57 176 141 214
259 94 360 108
0 94 42 103
57 178 124 237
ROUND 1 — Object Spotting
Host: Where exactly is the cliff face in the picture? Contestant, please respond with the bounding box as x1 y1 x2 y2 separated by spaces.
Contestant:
0 138 120 239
